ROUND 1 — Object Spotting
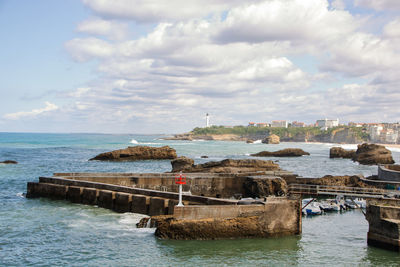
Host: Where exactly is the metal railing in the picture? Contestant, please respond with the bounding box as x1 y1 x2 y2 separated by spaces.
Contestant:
288 184 399 199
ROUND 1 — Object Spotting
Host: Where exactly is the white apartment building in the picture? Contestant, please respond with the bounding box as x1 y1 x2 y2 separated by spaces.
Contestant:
316 118 339 130
369 125 383 142
271 120 288 128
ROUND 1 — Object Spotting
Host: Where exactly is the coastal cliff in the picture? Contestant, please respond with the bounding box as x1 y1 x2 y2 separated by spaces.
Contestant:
166 126 368 144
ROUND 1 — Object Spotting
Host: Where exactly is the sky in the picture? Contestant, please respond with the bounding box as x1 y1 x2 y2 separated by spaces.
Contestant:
0 0 400 134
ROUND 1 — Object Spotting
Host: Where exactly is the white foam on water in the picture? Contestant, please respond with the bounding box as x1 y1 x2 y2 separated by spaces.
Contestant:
118 213 148 225
138 142 162 145
130 139 139 144
253 140 262 144
16 192 24 198
387 147 400 153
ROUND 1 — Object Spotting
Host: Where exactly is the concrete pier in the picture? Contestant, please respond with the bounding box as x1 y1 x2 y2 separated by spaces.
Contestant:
26 172 302 240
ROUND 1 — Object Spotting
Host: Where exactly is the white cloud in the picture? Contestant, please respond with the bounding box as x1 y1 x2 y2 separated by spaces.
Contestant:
67 87 91 98
214 0 359 44
58 0 400 132
77 17 129 40
354 0 400 11
82 0 259 22
383 18 400 38
3 102 59 120
65 37 114 62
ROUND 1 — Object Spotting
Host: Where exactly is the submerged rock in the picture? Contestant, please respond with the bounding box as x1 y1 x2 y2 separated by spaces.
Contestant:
251 148 310 157
352 143 394 165
170 158 280 173
0 160 18 164
90 146 177 161
329 147 356 159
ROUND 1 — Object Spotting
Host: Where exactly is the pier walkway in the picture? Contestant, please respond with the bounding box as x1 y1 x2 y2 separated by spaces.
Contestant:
288 184 400 199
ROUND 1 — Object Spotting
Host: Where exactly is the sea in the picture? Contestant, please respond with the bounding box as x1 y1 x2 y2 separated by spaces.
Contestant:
1 132 400 266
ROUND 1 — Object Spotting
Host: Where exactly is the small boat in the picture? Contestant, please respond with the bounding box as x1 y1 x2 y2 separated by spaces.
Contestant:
305 202 322 215
319 201 340 212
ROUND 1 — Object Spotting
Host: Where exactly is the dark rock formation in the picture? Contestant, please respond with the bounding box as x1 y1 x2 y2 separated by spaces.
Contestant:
246 139 254 143
90 146 177 161
243 177 287 197
262 134 280 144
251 148 310 157
329 147 356 159
353 143 395 165
171 158 280 173
200 155 209 158
171 156 194 172
0 160 18 164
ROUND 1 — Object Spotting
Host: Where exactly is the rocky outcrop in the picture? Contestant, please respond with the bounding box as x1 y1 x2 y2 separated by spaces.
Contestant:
246 139 254 143
251 148 310 157
0 160 18 164
243 177 287 197
90 146 177 161
171 158 280 173
302 175 370 187
329 147 356 159
262 134 280 144
353 143 395 165
171 157 194 172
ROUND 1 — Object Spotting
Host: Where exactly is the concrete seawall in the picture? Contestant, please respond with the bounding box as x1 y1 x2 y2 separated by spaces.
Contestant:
366 199 400 251
154 198 301 240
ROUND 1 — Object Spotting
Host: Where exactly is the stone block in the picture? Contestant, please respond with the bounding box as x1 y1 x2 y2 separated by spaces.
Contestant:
82 188 98 205
66 186 83 203
26 182 41 198
167 199 179 215
131 195 150 215
149 197 168 216
113 192 132 213
47 184 67 200
97 190 115 210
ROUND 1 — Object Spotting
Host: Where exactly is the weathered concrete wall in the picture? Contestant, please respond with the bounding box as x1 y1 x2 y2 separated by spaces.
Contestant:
154 197 301 240
27 182 173 216
366 199 400 251
52 171 295 198
378 165 400 182
38 176 236 205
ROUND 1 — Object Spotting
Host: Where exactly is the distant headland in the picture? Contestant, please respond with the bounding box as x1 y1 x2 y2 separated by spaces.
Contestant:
165 124 399 145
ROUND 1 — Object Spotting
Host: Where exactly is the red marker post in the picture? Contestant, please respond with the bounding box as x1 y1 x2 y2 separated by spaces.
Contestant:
175 171 186 206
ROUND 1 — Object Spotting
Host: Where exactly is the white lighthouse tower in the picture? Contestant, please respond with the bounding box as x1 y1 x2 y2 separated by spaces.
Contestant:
206 113 210 128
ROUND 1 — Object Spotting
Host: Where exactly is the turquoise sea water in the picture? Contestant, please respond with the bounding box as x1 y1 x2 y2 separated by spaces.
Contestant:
1 132 400 266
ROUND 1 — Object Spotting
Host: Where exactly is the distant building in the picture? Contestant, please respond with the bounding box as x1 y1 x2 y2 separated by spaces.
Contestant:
248 122 256 127
271 120 288 128
291 121 305 127
348 122 363 127
206 113 210 128
256 123 268 128
369 125 383 141
316 118 339 130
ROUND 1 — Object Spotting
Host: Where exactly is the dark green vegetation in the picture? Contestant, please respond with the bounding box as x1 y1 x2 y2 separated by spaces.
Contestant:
191 125 370 142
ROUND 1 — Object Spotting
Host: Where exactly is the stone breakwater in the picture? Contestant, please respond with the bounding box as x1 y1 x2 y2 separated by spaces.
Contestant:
26 172 302 240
